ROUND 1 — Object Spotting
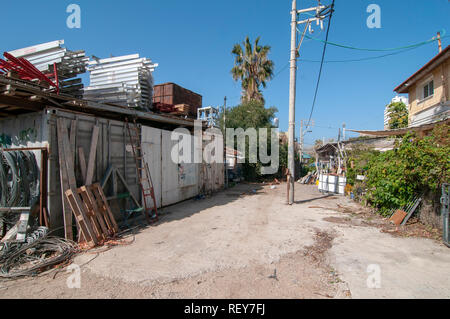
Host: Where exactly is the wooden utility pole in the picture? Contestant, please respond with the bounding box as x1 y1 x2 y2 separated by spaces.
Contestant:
437 32 442 53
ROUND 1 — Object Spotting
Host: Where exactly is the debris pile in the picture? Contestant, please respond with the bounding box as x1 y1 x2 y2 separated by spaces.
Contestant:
8 40 89 98
0 231 78 279
84 54 158 111
298 171 318 185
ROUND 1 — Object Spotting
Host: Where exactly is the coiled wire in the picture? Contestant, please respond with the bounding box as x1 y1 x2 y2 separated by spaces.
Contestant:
0 236 78 279
0 150 39 208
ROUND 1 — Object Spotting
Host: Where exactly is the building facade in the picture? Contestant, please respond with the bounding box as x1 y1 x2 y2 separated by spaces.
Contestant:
394 46 450 127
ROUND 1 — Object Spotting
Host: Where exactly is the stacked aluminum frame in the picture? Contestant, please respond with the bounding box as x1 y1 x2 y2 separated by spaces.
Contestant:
8 40 88 98
84 54 158 111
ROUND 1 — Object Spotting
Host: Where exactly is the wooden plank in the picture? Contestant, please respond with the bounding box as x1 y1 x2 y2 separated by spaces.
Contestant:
70 119 78 166
65 189 97 247
389 210 408 226
61 123 77 189
91 184 119 233
39 149 48 227
0 207 31 212
1 221 20 243
79 186 109 239
59 119 98 245
89 184 117 235
78 147 87 184
15 211 30 242
85 125 100 185
57 118 73 240
77 189 104 241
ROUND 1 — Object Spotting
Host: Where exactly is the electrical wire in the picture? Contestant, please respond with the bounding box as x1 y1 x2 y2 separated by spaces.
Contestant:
301 28 447 52
305 0 335 131
0 237 78 279
299 37 449 63
0 150 39 208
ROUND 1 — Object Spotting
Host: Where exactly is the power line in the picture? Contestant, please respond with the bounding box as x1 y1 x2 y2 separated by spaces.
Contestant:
300 45 423 63
301 28 447 52
299 36 449 63
305 0 335 131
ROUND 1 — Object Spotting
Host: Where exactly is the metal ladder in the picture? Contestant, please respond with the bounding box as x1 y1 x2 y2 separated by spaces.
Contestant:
125 117 158 223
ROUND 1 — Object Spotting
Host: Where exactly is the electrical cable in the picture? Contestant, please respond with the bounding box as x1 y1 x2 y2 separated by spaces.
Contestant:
305 0 335 131
299 37 449 63
0 236 78 279
0 150 39 208
300 28 447 52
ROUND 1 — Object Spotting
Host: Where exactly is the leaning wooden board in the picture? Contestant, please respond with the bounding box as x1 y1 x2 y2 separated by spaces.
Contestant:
57 118 73 240
65 189 97 247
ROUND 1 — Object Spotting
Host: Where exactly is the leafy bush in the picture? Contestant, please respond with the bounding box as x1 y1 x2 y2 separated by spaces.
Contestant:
357 124 449 216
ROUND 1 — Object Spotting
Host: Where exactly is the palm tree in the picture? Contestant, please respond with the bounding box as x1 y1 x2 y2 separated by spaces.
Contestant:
231 36 274 103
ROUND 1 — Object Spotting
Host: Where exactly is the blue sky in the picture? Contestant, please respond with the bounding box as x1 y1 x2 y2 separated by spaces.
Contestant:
2 1 449 146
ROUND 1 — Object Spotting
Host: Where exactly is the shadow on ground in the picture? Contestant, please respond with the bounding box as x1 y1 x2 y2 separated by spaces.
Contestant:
117 182 265 236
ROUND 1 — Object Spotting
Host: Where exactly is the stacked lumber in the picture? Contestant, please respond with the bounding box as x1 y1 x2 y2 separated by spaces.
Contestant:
8 40 88 98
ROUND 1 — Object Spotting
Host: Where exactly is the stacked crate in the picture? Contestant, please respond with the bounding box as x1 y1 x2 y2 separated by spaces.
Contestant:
153 82 202 116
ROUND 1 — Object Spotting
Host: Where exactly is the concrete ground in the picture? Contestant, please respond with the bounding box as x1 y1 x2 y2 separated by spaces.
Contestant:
1 183 449 299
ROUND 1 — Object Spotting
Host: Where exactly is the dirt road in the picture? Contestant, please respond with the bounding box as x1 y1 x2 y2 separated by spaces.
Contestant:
1 183 449 299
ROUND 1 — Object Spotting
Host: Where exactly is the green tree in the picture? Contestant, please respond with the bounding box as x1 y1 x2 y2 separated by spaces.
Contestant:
387 102 408 129
231 36 274 103
220 100 279 180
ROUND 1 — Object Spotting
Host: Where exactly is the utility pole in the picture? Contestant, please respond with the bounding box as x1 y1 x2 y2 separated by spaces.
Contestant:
342 123 346 141
223 96 228 189
288 0 329 205
300 120 304 166
437 31 442 53
288 0 298 205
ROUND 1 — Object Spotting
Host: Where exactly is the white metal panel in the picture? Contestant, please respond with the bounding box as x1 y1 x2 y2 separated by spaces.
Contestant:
141 126 162 209
161 130 180 206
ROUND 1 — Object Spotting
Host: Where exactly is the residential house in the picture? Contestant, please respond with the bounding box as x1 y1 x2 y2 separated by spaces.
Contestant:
394 45 449 127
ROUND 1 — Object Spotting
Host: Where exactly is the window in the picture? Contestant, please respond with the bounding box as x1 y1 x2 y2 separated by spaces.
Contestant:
423 80 434 99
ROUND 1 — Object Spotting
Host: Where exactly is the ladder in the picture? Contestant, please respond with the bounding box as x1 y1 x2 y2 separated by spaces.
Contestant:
125 117 158 223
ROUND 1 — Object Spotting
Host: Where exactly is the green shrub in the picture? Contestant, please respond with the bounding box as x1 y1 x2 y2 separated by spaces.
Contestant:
348 124 449 216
